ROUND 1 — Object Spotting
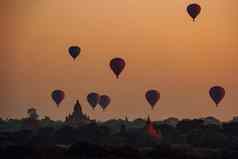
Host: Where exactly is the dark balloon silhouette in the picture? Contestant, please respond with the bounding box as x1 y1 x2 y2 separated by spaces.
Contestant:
99 95 111 110
68 46 81 60
87 92 100 110
209 86 225 106
145 90 160 109
110 57 126 78
51 90 65 107
187 3 201 21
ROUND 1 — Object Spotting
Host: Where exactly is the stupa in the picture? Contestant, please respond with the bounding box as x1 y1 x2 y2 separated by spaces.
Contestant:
65 100 94 128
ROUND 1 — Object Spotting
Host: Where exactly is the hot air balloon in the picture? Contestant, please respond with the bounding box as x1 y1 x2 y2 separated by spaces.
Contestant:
51 90 65 107
87 92 100 110
187 3 201 21
68 46 81 60
99 95 111 110
110 57 126 78
209 86 225 106
145 89 160 109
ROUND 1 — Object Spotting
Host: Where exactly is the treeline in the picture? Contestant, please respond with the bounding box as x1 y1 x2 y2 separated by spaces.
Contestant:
1 117 238 158
1 117 238 148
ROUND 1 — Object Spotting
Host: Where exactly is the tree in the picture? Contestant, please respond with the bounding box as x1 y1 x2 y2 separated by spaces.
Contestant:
27 107 39 120
43 116 51 121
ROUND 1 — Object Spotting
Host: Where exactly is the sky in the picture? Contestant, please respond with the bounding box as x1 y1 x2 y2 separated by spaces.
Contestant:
0 0 238 121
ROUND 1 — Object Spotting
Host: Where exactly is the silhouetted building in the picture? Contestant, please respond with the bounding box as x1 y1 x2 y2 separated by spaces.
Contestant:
145 116 161 140
65 100 95 128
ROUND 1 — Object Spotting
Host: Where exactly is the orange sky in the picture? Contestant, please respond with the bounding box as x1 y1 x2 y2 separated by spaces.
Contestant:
0 0 238 121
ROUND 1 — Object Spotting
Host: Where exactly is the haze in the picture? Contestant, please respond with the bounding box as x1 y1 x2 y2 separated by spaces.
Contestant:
0 0 238 121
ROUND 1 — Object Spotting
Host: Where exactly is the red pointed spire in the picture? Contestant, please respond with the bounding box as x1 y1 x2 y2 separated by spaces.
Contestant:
145 116 161 140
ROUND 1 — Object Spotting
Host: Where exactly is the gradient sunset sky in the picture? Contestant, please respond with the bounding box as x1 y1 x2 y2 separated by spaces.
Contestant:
0 0 238 121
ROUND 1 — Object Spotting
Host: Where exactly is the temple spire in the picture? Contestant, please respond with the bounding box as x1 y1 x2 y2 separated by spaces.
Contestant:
65 100 93 128
74 100 82 113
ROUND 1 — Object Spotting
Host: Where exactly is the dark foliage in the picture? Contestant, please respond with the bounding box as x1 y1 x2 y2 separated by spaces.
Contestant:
1 118 238 158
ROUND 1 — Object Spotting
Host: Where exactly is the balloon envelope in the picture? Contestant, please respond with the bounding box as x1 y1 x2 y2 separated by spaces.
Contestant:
209 86 225 106
87 92 100 109
99 95 111 110
145 90 160 109
187 3 201 21
110 57 126 78
51 90 65 107
68 46 81 60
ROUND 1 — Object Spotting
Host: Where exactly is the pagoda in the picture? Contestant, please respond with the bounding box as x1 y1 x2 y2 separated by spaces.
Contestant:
65 100 94 128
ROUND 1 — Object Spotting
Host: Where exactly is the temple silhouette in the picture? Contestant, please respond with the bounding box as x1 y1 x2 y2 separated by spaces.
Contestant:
65 100 95 128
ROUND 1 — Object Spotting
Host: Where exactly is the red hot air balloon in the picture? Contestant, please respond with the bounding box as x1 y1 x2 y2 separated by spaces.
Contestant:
110 57 126 78
145 89 160 109
209 86 225 106
51 90 65 107
187 3 201 21
87 92 100 110
68 46 81 60
99 95 111 110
